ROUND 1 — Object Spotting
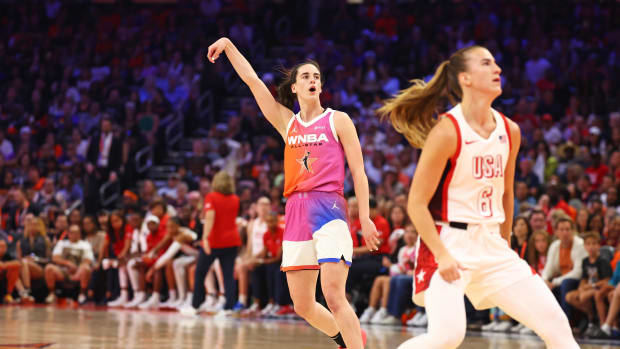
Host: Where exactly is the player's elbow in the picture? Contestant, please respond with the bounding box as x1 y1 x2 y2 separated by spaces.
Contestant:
244 73 263 88
407 201 427 223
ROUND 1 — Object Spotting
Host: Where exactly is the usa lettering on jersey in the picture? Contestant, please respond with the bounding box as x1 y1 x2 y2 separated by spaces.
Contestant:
472 155 504 179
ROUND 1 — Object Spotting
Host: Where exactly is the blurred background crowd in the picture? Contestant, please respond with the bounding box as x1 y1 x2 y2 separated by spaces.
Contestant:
0 0 618 341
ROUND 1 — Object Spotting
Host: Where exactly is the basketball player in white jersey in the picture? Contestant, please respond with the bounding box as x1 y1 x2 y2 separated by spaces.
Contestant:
378 46 579 348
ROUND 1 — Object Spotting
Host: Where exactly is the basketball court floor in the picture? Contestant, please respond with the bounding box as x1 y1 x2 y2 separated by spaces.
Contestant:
1 305 617 348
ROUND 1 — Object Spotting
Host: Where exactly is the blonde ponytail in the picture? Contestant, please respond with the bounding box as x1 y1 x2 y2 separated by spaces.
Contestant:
377 45 482 148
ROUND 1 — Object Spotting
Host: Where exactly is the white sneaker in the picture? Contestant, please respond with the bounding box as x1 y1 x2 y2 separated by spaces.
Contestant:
380 315 401 325
200 295 216 312
519 326 535 335
260 303 275 316
138 294 160 310
511 323 524 333
108 293 129 307
198 300 212 313
45 293 57 304
212 295 226 312
77 294 87 304
370 308 388 324
177 293 193 309
482 321 498 331
412 312 427 327
359 307 377 324
124 292 146 308
241 302 260 316
494 321 513 332
268 305 281 317
179 305 197 316
406 312 423 326
166 297 182 309
160 295 178 308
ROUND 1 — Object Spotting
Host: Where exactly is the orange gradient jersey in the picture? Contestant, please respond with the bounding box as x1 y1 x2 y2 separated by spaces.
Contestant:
283 108 345 197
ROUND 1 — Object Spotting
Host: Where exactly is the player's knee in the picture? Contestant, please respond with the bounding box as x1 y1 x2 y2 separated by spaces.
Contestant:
292 300 313 318
324 293 347 314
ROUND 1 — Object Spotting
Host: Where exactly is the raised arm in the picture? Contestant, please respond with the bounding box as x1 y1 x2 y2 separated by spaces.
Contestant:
334 111 380 251
207 37 293 139
407 118 465 282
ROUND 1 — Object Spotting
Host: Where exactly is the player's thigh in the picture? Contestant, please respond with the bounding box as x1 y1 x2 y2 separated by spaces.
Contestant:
320 261 349 295
286 269 319 305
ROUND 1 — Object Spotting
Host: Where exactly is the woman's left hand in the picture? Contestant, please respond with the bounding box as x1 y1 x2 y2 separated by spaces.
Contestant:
361 218 380 251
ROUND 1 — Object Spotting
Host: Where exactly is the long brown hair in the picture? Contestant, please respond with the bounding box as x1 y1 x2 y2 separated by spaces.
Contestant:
276 60 324 110
377 45 483 148
32 217 52 254
526 230 553 269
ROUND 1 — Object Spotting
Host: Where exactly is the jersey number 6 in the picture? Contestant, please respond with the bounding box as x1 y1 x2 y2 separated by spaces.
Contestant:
477 186 493 217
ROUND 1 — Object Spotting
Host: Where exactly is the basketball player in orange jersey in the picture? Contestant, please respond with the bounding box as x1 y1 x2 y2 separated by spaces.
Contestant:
207 37 380 349
378 46 579 349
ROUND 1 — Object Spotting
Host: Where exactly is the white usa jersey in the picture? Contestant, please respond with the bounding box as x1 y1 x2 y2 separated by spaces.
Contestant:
428 104 512 224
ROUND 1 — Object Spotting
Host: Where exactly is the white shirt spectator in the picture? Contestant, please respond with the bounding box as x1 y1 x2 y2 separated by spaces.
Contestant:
542 236 587 287
212 139 242 177
53 239 94 266
158 185 178 200
97 132 113 167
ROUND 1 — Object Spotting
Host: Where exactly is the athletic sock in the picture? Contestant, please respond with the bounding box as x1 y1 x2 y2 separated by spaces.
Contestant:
330 332 346 347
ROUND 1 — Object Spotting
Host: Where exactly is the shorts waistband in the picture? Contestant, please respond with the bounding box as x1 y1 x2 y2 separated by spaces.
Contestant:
288 191 343 200
436 221 470 230
436 221 500 230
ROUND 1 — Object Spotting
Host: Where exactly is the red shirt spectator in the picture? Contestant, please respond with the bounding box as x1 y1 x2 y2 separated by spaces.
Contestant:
204 191 241 248
585 164 609 191
263 226 284 258
553 200 577 221
351 214 391 255
585 154 609 190
107 224 134 256
147 213 169 255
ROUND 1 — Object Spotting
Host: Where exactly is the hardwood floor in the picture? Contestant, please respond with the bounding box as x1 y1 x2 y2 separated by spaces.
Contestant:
0 306 616 349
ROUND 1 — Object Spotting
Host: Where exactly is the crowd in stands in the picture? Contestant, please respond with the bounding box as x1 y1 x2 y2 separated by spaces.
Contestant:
0 0 619 341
